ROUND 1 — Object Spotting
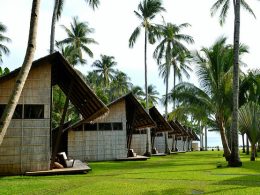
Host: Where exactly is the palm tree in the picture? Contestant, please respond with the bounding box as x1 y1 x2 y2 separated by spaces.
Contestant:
0 0 40 145
131 85 145 101
58 44 86 66
110 71 132 101
0 22 11 64
129 0 165 109
145 84 160 107
85 71 109 104
129 0 165 156
239 102 260 161
0 67 10 76
57 17 97 61
211 0 256 167
170 37 248 160
50 0 100 54
92 55 117 88
154 22 194 117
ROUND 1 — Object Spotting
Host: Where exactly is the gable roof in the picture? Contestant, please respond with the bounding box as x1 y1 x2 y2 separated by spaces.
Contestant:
109 93 156 129
149 106 173 132
0 52 108 121
168 120 183 135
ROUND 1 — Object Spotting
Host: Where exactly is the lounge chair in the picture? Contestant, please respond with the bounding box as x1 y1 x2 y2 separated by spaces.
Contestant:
57 152 75 168
152 148 159 154
128 149 137 157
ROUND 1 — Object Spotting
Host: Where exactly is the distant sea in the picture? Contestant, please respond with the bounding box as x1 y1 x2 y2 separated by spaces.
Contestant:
195 131 244 149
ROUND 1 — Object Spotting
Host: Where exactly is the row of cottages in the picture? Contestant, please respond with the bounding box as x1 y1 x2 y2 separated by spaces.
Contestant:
0 52 108 175
61 93 156 162
149 106 174 154
168 120 200 152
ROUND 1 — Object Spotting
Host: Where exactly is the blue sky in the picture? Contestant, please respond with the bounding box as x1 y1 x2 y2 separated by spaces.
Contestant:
1 0 260 147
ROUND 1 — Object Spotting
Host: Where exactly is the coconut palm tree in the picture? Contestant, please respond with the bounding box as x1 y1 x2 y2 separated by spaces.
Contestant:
50 0 100 54
0 22 11 64
92 55 117 88
110 71 132 101
57 16 97 61
170 37 248 160
144 84 160 107
0 0 40 145
129 0 165 109
131 85 145 101
239 102 260 161
154 22 194 116
211 0 256 167
129 0 165 156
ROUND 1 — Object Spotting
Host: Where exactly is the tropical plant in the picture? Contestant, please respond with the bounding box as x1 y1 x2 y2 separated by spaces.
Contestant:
92 55 117 88
0 22 11 64
144 84 160 108
57 16 97 61
129 0 165 156
240 70 260 106
154 22 194 117
0 0 40 145
50 0 100 53
170 37 248 160
131 85 145 101
110 70 132 101
211 0 256 167
0 67 10 76
239 102 260 161
129 0 165 109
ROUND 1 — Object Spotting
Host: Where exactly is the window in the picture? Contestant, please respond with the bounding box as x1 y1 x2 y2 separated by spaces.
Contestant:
0 104 23 119
99 123 112 131
13 105 23 119
24 105 44 119
84 123 97 131
112 122 123 130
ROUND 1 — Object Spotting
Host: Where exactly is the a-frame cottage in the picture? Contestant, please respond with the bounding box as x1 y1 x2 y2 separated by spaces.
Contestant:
65 93 156 161
149 106 174 154
0 52 108 175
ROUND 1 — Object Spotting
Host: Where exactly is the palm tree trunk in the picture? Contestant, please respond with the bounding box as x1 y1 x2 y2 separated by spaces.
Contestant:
200 132 204 151
171 134 175 151
218 120 231 160
251 144 256 161
246 135 249 155
205 127 208 151
164 63 170 154
0 0 40 145
242 133 245 153
229 0 242 167
144 28 151 156
173 65 176 109
50 0 59 54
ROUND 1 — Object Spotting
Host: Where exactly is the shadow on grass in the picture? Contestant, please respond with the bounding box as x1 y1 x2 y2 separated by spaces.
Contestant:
214 174 260 187
142 188 188 195
206 186 247 194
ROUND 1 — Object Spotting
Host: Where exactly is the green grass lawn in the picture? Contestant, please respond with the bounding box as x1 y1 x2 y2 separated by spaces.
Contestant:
1 151 260 195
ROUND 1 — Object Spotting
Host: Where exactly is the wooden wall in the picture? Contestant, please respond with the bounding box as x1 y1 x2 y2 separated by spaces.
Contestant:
0 63 51 175
68 99 128 161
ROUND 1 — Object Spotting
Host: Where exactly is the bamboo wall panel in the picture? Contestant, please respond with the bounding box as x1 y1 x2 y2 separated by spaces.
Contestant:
68 100 128 161
0 63 51 175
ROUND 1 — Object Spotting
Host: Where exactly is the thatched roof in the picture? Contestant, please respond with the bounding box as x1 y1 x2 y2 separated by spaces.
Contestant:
149 106 173 132
168 120 183 135
175 120 189 137
0 52 108 121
